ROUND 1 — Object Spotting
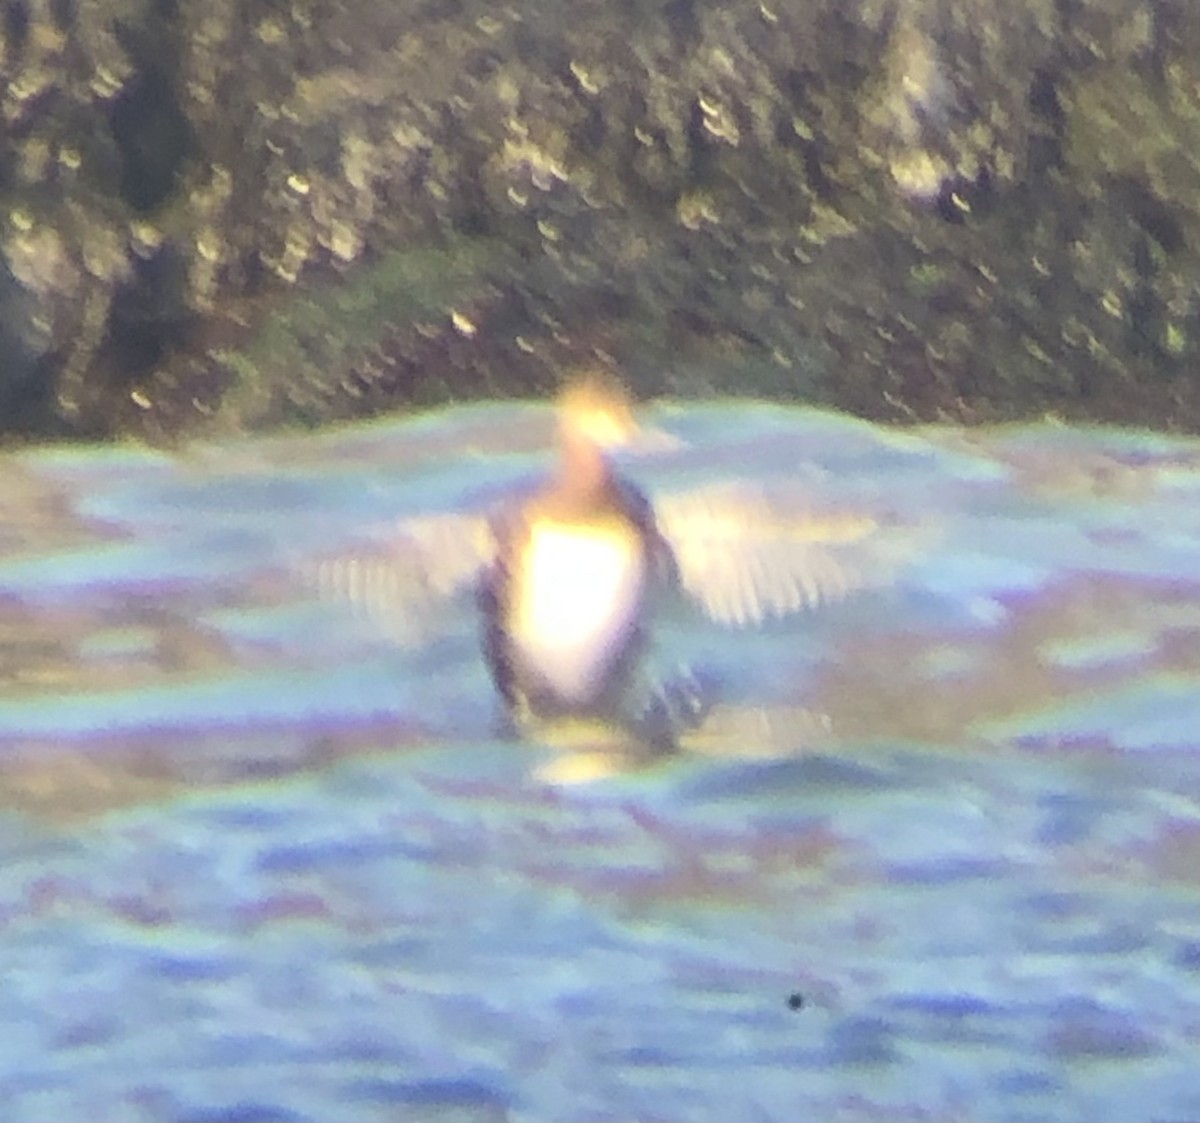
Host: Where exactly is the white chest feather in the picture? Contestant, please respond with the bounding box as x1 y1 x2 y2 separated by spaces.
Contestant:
511 523 646 702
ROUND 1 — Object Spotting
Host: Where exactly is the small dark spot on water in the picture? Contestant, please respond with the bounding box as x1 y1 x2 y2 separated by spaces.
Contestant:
787 991 805 1011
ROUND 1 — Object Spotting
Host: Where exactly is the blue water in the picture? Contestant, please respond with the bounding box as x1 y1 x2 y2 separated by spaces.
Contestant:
1 401 1199 1121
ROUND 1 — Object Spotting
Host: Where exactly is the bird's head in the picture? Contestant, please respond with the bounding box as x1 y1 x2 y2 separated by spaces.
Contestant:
556 370 639 453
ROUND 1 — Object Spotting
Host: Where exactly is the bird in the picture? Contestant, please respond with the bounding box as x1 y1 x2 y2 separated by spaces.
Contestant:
476 372 686 749
310 371 918 754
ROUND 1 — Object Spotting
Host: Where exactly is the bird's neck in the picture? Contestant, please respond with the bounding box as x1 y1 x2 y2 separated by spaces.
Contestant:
551 432 616 511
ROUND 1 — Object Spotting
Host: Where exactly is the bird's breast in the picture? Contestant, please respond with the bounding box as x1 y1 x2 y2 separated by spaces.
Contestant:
508 520 647 704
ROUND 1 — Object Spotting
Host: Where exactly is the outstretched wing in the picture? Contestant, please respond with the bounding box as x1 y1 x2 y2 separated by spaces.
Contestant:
654 482 926 627
306 511 497 644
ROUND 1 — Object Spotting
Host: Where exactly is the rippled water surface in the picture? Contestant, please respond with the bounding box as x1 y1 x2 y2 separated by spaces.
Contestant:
1 400 1199 1122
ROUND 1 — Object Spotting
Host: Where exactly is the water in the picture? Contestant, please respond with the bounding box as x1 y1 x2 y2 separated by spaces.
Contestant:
0 400 1198 1121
